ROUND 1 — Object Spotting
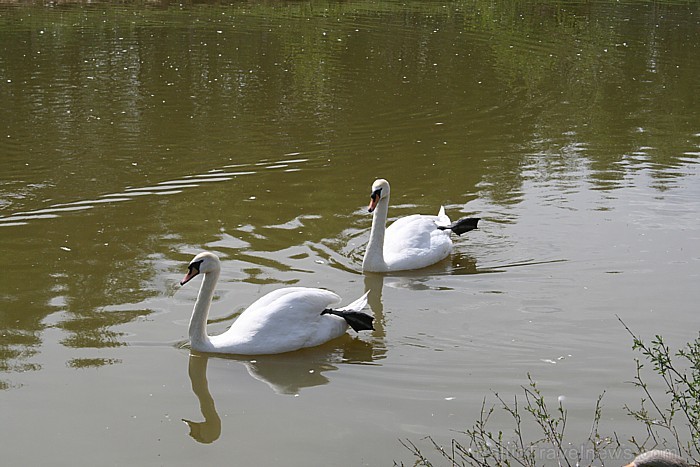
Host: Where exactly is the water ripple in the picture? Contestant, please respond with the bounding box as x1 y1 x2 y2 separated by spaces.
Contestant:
0 157 309 227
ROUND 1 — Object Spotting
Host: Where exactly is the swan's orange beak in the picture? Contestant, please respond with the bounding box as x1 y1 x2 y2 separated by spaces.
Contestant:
180 265 200 286
368 189 381 213
368 197 378 213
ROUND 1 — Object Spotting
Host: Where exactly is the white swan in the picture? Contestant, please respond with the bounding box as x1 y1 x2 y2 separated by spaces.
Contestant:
624 450 690 467
362 179 480 272
180 252 373 355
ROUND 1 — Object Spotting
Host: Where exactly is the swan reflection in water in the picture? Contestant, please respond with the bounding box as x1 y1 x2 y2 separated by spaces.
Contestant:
182 353 221 444
361 250 479 303
182 336 380 444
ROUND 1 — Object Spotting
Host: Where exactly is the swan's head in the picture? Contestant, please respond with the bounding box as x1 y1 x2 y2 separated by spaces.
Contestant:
368 178 390 213
182 418 220 444
180 252 221 286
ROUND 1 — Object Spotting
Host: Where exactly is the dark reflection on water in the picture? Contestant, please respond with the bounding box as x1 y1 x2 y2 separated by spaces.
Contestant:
182 337 381 442
183 354 221 444
0 0 699 387
190 337 380 396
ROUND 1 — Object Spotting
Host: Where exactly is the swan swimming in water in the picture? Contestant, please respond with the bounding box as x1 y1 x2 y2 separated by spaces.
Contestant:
180 252 374 355
362 179 480 272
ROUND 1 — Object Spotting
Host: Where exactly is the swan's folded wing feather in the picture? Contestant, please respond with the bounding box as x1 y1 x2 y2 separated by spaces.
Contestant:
385 214 444 252
382 214 453 270
242 287 340 316
336 290 370 312
435 206 451 227
218 288 343 353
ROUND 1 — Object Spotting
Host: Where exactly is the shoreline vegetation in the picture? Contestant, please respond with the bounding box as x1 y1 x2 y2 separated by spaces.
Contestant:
398 318 700 466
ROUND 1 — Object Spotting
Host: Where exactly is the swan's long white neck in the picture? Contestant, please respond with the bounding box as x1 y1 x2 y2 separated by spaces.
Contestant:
363 195 390 272
189 269 219 350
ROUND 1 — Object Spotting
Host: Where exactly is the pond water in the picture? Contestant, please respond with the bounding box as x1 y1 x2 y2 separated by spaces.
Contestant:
1 1 699 465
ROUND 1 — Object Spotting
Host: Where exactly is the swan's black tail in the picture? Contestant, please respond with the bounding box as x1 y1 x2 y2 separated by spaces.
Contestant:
438 217 480 236
321 309 375 332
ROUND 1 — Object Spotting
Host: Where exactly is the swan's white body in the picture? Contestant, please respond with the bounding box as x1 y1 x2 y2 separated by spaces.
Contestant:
181 252 370 355
363 179 454 272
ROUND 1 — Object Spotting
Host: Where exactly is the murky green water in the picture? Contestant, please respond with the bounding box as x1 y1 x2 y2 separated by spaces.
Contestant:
1 1 699 465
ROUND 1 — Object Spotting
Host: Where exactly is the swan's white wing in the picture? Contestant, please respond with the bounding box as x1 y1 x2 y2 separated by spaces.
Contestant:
436 206 451 227
383 214 453 270
211 287 345 354
243 287 340 316
337 290 369 312
384 214 451 253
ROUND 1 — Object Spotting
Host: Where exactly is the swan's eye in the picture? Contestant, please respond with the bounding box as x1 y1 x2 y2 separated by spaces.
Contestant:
188 260 203 274
371 188 382 200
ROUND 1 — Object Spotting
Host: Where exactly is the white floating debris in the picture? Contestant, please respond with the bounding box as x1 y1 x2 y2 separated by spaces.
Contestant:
60 246 71 252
